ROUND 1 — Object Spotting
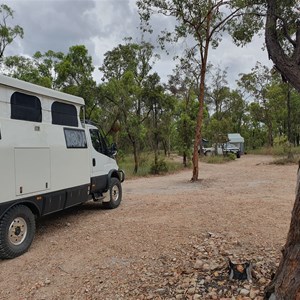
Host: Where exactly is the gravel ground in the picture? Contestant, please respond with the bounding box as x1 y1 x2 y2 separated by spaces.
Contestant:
0 154 296 300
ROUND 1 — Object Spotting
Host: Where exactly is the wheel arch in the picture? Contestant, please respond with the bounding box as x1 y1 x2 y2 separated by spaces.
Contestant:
0 200 41 220
107 169 120 187
108 168 125 185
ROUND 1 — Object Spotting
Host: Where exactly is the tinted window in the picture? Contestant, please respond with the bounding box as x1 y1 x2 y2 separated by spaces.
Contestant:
11 92 42 122
52 101 78 127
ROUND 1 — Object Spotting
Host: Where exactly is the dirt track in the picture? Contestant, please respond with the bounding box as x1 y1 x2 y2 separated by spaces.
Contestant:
0 155 296 299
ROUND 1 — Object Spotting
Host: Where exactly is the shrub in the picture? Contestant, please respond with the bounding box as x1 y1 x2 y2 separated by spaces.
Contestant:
150 159 168 174
227 152 236 160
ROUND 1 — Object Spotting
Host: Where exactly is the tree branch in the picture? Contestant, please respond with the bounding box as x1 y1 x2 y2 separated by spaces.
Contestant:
265 2 300 101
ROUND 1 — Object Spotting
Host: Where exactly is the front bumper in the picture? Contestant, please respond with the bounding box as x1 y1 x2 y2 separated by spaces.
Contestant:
118 169 125 182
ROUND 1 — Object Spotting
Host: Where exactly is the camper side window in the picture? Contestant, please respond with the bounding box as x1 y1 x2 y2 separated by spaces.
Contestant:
64 128 87 148
11 92 42 122
90 129 108 155
51 102 78 127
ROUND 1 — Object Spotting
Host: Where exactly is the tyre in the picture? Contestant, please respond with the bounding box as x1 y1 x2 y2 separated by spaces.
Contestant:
236 151 241 158
102 177 122 209
0 205 36 259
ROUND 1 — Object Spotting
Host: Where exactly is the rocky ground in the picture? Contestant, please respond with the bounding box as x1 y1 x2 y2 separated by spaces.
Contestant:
0 155 296 300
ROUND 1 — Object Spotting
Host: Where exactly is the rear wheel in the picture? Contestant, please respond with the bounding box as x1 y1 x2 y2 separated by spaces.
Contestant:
102 177 122 209
0 205 36 259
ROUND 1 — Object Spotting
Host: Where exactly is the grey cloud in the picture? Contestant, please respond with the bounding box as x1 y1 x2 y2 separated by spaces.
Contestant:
8 1 98 54
4 0 271 85
6 0 140 65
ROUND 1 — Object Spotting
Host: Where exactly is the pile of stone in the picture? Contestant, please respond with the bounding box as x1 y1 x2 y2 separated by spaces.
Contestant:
142 232 281 300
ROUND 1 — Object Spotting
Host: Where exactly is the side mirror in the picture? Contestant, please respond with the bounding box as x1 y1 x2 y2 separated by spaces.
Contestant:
110 143 117 157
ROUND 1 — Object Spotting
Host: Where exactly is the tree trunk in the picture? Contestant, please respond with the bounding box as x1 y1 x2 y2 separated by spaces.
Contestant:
287 84 292 144
183 152 187 168
191 9 212 181
265 0 300 93
265 3 300 296
133 140 139 174
265 167 300 299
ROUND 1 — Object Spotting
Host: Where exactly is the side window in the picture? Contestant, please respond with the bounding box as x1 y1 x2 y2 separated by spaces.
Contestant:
11 92 42 122
90 129 108 155
51 101 78 127
64 128 87 148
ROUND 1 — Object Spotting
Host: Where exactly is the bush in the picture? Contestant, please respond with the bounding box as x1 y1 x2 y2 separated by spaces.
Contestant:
271 156 299 165
150 159 169 174
227 152 236 160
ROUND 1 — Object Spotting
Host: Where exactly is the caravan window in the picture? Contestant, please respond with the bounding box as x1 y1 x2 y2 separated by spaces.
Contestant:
51 102 78 127
11 92 42 122
64 128 87 148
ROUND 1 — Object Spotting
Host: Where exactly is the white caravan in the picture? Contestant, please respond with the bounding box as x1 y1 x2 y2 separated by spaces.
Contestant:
0 75 124 259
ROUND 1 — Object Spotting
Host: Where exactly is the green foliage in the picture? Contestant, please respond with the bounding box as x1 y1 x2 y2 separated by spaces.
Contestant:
5 2 300 173
0 4 24 59
99 40 166 173
150 158 168 175
226 152 237 160
137 0 266 180
118 153 185 178
3 50 64 88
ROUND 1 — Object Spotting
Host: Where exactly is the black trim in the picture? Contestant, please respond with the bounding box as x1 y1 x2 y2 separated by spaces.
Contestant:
64 128 87 149
90 175 107 193
51 101 78 127
0 184 90 219
118 170 125 183
0 172 125 220
11 92 42 122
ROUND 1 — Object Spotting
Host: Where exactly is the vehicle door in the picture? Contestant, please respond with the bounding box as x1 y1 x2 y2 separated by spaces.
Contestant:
89 128 112 177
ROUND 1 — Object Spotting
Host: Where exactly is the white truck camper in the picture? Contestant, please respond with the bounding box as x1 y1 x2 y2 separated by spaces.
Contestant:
0 75 125 259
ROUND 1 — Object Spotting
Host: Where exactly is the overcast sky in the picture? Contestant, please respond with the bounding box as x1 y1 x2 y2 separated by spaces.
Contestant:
6 0 273 87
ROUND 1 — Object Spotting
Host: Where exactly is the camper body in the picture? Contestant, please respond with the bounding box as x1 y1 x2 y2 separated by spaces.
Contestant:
0 75 124 258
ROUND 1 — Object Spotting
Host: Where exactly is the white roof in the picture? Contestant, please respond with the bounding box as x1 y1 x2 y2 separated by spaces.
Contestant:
0 74 85 106
228 133 244 143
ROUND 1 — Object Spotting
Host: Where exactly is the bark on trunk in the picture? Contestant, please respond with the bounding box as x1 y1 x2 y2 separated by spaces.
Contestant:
191 9 212 182
264 2 300 295
183 152 187 168
133 141 139 174
265 167 300 299
287 85 292 144
265 0 300 93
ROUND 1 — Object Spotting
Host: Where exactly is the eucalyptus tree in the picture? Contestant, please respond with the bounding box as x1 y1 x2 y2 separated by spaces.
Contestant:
137 0 265 181
264 1 300 298
206 67 231 122
0 4 23 59
227 89 247 134
100 41 159 173
238 62 275 146
167 49 202 167
265 0 300 93
4 50 64 88
143 73 175 171
4 45 99 121
54 45 99 120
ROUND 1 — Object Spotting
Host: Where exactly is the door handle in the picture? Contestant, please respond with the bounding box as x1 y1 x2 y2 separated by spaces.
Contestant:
92 158 96 166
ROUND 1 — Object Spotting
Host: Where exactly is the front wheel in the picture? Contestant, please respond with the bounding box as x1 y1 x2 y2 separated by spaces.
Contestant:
0 205 36 259
102 177 122 209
